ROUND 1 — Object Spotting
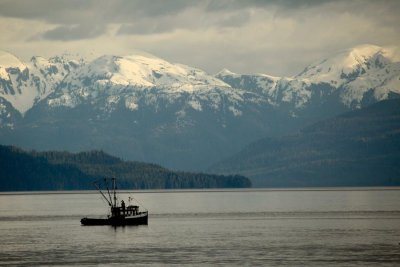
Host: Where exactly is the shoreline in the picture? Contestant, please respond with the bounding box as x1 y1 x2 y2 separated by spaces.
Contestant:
1 186 400 195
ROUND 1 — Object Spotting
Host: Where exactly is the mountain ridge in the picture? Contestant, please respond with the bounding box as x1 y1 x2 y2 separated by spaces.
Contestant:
1 44 399 116
1 44 399 171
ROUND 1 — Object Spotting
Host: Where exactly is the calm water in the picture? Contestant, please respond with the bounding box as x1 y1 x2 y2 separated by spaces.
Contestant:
1 189 400 266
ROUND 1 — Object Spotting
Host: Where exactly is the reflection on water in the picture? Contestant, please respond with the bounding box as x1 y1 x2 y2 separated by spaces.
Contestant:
0 189 400 266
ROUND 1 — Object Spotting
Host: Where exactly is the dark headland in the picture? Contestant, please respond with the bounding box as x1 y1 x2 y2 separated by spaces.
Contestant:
0 145 251 191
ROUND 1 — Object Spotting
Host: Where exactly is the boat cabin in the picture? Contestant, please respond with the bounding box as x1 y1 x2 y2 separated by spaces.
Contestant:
111 205 140 217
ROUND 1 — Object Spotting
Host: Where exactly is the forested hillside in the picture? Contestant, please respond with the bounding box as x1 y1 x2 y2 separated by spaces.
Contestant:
0 146 251 191
210 99 400 187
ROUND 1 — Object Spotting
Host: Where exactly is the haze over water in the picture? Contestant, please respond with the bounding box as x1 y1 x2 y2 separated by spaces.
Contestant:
1 188 400 266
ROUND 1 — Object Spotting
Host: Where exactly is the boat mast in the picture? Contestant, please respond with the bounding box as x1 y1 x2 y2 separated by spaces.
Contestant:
112 177 117 208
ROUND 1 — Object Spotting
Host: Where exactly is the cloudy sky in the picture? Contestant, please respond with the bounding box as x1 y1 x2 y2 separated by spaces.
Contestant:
1 0 399 76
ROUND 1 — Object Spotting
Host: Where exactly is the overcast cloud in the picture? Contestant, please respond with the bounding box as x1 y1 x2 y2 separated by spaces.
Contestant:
0 0 399 76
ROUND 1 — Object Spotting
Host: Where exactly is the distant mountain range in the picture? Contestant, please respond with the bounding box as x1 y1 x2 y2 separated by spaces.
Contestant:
0 145 250 191
1 44 400 171
209 99 400 187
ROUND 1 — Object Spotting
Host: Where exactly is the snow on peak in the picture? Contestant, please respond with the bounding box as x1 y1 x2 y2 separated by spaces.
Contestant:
31 55 66 66
350 44 383 56
2 45 399 116
296 44 396 86
68 53 230 92
0 51 27 80
256 73 281 81
0 51 26 69
0 53 82 115
216 68 238 77
291 44 400 107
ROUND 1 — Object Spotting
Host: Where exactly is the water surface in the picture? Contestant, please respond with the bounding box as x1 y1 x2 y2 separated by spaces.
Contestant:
1 189 400 266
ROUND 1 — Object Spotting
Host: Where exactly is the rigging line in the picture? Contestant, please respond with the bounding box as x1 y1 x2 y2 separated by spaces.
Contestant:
98 194 109 207
94 180 112 207
105 178 113 207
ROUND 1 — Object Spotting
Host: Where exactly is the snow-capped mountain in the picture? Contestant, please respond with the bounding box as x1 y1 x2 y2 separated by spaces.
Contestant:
0 44 399 170
2 44 399 118
217 44 400 110
296 44 400 107
0 51 83 115
45 54 251 116
65 54 230 90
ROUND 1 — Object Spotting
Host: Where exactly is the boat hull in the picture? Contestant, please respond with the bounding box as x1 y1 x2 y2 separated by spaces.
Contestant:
81 212 148 226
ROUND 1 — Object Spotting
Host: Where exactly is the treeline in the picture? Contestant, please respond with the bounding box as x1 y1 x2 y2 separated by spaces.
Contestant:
0 145 251 191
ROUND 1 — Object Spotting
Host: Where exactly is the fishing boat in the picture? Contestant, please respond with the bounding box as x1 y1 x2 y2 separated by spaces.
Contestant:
81 178 148 226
